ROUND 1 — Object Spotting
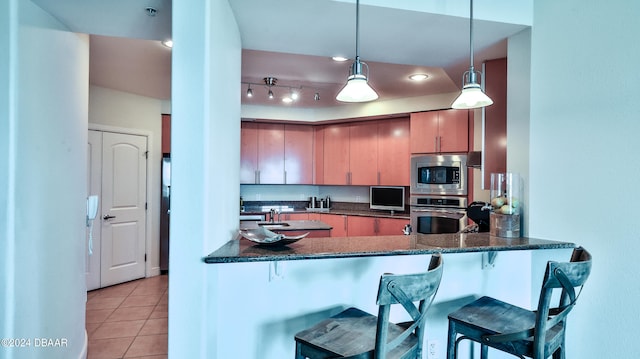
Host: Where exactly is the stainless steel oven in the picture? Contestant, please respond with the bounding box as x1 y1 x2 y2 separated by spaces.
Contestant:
410 195 467 234
410 154 467 196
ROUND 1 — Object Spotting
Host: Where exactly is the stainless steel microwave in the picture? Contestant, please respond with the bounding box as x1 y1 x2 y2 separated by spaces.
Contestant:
410 154 467 195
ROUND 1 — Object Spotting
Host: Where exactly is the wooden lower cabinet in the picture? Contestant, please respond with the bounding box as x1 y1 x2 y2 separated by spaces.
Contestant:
376 217 410 236
321 214 410 237
319 214 348 237
282 213 309 221
347 216 377 236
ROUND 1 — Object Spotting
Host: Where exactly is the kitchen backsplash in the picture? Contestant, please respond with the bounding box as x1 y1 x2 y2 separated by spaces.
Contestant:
240 184 372 203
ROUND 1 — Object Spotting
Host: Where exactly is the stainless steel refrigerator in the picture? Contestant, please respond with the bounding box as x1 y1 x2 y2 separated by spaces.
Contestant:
160 154 171 273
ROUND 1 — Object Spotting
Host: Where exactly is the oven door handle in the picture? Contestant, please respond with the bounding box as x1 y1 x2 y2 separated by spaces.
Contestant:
411 208 466 220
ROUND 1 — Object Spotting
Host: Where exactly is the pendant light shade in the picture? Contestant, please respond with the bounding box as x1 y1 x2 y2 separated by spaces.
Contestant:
451 70 493 109
336 58 378 102
451 0 493 109
336 0 378 103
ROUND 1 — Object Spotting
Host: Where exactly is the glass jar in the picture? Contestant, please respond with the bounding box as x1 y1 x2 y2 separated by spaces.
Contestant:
489 172 521 237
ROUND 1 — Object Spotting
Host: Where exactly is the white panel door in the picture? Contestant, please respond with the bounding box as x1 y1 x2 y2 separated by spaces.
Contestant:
100 132 148 287
86 130 102 290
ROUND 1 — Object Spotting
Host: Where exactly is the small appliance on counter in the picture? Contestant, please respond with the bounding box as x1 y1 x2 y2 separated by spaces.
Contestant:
307 196 331 211
466 201 491 232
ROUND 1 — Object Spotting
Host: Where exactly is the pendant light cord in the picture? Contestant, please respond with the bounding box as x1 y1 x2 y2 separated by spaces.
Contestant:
355 0 360 62
469 0 474 71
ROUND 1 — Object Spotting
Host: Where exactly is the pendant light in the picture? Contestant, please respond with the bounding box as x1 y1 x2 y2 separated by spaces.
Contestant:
336 0 378 103
451 0 493 109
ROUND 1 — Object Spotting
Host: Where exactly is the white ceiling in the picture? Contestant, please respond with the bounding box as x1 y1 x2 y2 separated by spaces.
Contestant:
31 0 529 107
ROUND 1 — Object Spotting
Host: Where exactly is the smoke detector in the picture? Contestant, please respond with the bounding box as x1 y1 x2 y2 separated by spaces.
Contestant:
145 7 158 17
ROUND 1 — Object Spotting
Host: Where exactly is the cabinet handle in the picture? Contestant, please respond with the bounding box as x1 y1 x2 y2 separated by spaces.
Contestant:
377 172 381 185
435 136 438 152
257 170 261 184
284 170 287 184
374 219 379 234
254 170 259 184
344 216 348 232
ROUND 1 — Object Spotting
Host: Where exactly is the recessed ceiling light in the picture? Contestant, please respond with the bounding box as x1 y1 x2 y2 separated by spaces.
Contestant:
332 56 349 62
161 39 173 48
282 97 293 103
409 73 429 81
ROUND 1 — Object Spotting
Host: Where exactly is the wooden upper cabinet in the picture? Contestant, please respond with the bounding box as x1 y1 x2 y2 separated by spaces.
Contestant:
437 109 469 153
240 122 259 184
410 110 469 154
349 122 379 185
161 114 171 154
257 123 285 184
284 124 313 184
410 111 439 153
483 58 507 188
241 122 315 184
378 117 410 186
313 127 324 185
323 124 351 185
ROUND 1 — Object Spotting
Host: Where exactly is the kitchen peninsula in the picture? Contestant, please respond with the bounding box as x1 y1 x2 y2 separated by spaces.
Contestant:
204 232 574 263
206 232 576 359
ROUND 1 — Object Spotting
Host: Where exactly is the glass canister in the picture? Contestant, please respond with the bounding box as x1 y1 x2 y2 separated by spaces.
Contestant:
489 172 521 237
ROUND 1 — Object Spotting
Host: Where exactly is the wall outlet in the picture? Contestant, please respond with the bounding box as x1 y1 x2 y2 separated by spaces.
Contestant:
427 339 440 359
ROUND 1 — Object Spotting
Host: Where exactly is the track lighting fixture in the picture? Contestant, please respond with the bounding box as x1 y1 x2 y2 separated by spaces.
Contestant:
241 77 320 104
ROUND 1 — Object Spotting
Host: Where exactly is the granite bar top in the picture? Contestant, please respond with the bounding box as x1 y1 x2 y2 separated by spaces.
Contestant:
203 233 575 263
239 220 332 231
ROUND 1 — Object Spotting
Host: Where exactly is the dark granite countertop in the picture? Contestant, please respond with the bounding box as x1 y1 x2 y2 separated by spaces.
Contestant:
203 233 575 263
241 201 410 220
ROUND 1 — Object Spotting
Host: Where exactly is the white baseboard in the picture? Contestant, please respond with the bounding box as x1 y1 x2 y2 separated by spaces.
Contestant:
149 266 161 277
79 330 88 359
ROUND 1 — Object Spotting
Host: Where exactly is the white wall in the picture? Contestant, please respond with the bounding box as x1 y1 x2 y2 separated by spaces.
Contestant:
0 0 89 358
88 85 163 276
529 1 640 357
169 0 241 357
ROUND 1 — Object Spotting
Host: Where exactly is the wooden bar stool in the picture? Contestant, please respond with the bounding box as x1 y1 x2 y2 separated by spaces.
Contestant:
446 247 592 359
294 254 443 359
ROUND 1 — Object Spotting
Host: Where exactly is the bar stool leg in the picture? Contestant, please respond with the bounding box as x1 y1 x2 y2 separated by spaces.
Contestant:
446 321 457 359
295 342 303 359
480 344 488 359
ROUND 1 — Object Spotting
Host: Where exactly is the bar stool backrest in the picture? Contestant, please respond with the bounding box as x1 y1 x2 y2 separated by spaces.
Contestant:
374 254 443 359
533 247 592 357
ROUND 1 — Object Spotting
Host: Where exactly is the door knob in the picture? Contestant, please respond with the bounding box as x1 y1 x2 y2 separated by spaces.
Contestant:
103 215 116 220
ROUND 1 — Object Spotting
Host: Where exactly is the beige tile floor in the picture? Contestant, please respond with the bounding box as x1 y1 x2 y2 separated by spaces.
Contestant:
86 275 168 359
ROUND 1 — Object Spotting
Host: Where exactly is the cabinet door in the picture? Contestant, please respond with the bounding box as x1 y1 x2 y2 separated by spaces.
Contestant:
376 217 410 236
347 216 377 236
284 124 313 184
437 109 469 153
258 123 285 184
283 213 309 221
320 214 347 237
349 122 379 185
313 127 324 185
378 118 410 185
410 112 439 154
483 58 507 188
323 124 350 185
240 122 259 184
